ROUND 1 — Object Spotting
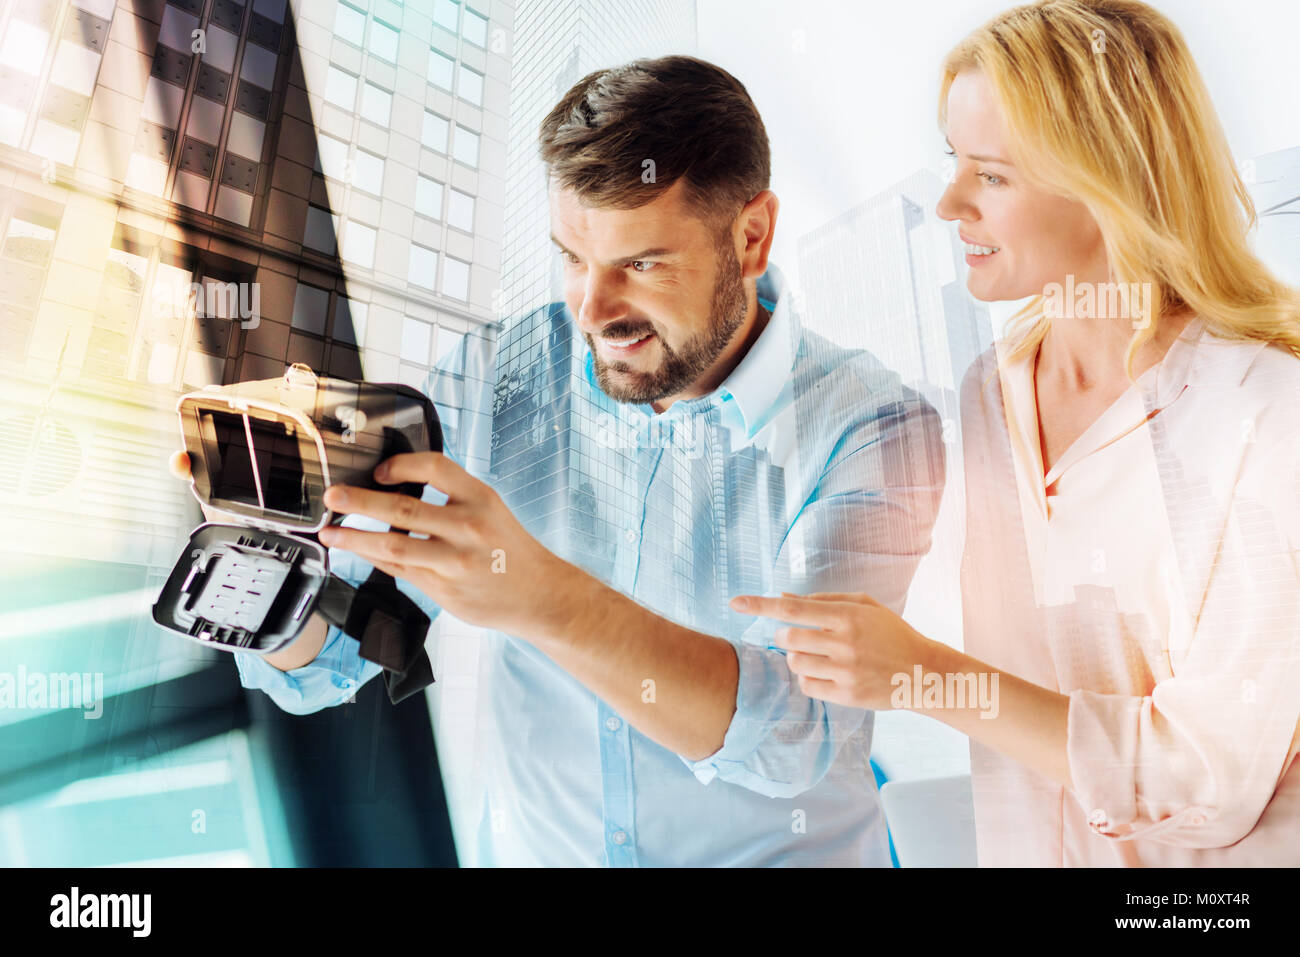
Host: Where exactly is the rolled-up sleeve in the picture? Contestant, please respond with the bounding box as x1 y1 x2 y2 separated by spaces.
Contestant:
681 618 868 798
1066 427 1300 847
235 616 384 715
686 388 947 796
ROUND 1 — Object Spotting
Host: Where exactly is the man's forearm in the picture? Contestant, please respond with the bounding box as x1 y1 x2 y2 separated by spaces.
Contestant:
528 564 739 761
261 615 330 671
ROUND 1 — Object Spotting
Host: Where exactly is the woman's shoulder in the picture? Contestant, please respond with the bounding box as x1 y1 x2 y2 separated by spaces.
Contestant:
1190 324 1300 438
1194 319 1300 379
1238 336 1300 392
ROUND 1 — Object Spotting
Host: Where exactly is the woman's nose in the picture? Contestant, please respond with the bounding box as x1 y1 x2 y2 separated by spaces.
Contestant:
936 179 966 222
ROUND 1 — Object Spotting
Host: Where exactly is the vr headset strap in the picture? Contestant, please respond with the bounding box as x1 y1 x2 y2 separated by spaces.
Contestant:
315 568 435 704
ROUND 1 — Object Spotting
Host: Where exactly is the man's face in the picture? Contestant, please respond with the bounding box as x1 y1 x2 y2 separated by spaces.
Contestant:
549 178 748 406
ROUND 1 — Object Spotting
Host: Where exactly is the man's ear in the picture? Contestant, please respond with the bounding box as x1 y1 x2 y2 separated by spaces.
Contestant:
738 189 779 280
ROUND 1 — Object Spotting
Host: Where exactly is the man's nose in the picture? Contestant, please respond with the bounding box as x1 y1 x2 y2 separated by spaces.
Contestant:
575 269 628 332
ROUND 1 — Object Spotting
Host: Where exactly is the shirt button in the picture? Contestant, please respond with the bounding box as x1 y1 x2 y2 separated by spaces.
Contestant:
625 528 638 543
612 830 628 845
605 716 621 732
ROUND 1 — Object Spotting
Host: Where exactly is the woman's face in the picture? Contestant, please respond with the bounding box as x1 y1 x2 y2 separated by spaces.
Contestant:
936 70 1108 303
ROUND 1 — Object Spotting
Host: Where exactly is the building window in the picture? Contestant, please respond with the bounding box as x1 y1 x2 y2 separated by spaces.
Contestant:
434 326 464 363
303 205 336 253
408 244 438 290
324 65 357 110
361 83 392 126
316 133 349 182
433 0 459 33
427 48 454 91
415 176 443 219
85 243 148 379
333 297 367 345
136 259 193 384
341 220 376 268
291 282 330 335
352 150 384 195
457 64 482 105
371 19 399 62
0 209 58 361
452 125 478 167
401 316 431 363
421 111 449 153
463 7 488 47
1 20 51 77
446 188 473 231
442 255 469 300
333 3 366 45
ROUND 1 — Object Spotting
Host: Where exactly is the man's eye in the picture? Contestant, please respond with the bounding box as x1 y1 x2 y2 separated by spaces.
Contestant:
559 250 579 265
629 260 656 273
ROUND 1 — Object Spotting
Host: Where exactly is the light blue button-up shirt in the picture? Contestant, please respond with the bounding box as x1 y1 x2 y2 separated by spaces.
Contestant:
237 262 946 866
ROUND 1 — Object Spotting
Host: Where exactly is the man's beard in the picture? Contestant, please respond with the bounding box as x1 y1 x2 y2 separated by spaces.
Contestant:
585 234 749 405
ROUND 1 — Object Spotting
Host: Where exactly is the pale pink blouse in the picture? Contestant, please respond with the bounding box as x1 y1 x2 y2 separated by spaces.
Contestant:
959 317 1300 865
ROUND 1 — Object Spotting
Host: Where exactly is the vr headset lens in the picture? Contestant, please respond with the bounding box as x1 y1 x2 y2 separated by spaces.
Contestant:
192 406 319 524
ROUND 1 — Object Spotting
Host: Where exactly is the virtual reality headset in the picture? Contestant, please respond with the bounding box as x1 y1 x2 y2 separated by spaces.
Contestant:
152 363 442 704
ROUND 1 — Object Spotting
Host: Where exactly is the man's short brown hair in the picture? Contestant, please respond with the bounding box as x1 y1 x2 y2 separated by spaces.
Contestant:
538 55 771 238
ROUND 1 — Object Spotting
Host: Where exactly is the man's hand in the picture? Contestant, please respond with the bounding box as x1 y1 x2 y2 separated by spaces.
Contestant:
317 451 581 641
167 451 221 523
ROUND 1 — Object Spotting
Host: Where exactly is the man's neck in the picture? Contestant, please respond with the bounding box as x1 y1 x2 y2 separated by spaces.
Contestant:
651 296 771 414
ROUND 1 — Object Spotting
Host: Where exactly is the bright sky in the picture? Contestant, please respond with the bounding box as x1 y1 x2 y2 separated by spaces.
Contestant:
695 0 1300 292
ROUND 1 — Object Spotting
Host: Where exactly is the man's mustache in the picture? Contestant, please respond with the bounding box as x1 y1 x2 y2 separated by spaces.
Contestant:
590 325 657 342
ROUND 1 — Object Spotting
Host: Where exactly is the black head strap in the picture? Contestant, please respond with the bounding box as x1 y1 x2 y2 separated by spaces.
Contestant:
316 565 434 704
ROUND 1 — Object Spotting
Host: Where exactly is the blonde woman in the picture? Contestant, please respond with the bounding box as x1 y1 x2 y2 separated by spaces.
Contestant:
733 0 1300 866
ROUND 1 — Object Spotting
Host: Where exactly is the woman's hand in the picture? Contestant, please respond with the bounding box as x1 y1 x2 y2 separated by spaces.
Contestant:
729 591 936 710
731 590 1076 789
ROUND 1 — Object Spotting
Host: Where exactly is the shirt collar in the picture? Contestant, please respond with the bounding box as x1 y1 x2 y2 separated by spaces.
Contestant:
581 262 799 437
1171 316 1271 395
995 313 1268 494
1152 315 1205 407
1000 313 1258 412
1134 313 1270 407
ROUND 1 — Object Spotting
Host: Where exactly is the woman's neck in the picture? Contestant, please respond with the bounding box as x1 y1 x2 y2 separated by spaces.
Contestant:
1037 305 1195 394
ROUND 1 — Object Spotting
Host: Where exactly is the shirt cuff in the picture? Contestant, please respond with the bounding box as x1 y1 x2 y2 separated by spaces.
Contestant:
235 622 384 715
680 616 853 798
1066 689 1216 839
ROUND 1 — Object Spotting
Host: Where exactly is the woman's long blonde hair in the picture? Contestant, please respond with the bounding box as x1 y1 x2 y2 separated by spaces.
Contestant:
940 0 1300 377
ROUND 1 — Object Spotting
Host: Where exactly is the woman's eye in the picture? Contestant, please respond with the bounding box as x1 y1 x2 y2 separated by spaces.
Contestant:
979 172 1004 186
559 250 579 265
